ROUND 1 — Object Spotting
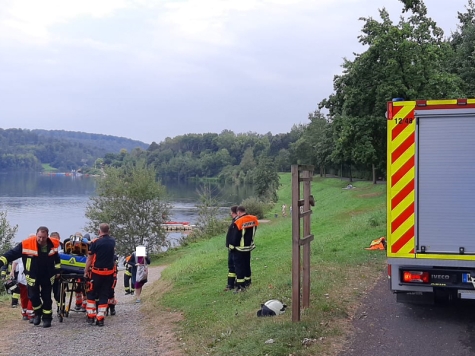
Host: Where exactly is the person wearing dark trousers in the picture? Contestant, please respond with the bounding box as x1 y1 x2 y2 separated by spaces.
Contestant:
49 232 62 313
229 206 259 292
123 253 134 295
224 205 238 291
84 223 116 327
0 226 61 328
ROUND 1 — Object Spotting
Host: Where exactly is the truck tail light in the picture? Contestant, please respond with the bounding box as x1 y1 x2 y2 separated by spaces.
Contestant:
402 271 429 283
388 264 392 279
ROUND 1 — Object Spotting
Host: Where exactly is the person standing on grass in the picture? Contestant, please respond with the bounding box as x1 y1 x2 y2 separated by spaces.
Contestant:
281 204 287 217
229 206 259 292
224 205 238 291
128 250 151 303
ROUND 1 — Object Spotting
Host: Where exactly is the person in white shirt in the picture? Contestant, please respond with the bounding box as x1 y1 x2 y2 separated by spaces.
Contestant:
11 257 34 321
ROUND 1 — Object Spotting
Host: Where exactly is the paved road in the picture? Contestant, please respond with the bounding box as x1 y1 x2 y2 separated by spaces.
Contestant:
340 273 475 356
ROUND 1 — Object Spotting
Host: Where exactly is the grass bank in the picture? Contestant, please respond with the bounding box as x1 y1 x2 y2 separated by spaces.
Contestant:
153 174 387 356
41 163 58 172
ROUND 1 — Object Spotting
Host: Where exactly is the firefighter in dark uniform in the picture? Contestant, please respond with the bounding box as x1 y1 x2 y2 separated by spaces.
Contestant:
123 253 134 295
84 223 116 327
0 226 61 328
229 206 259 292
224 205 238 291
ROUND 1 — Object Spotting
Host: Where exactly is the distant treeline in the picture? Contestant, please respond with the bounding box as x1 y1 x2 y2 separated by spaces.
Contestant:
101 127 355 184
0 128 148 171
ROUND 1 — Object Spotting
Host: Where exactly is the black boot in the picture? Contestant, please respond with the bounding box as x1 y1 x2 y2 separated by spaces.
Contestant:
109 305 116 316
33 314 41 326
42 318 52 328
227 277 235 289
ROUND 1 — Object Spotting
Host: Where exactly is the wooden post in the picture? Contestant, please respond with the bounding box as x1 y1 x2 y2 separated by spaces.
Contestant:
302 170 312 308
291 165 301 322
291 164 314 322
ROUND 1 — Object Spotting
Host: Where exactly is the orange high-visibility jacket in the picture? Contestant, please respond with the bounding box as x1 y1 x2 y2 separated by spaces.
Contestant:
229 214 259 252
0 236 60 285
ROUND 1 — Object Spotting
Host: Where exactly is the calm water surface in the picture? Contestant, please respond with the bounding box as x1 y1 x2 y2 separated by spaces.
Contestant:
0 172 254 244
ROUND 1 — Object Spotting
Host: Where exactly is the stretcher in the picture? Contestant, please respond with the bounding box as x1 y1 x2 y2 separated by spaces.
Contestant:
58 252 88 322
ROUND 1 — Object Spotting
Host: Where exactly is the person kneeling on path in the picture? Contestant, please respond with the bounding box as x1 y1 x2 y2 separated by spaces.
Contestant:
84 223 116 327
229 206 259 292
0 226 61 328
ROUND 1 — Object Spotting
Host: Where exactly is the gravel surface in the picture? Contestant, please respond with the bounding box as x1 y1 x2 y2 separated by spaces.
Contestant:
9 266 166 356
340 272 475 356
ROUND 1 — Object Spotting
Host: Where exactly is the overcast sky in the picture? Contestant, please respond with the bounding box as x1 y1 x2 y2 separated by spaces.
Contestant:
0 0 469 144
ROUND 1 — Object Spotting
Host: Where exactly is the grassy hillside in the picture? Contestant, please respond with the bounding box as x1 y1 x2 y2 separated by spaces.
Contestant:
153 174 387 356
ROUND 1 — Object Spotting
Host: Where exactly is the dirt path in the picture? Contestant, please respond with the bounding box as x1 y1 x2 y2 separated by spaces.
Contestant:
0 266 184 356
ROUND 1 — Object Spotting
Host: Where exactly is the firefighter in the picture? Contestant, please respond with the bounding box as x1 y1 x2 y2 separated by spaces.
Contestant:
84 223 116 327
228 206 259 292
0 227 61 328
123 253 134 295
224 205 238 291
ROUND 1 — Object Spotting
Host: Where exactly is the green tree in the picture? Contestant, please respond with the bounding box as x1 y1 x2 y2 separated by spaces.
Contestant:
0 211 17 254
188 185 228 241
449 0 475 97
85 161 170 255
239 147 256 173
275 149 291 172
319 0 462 181
253 156 280 202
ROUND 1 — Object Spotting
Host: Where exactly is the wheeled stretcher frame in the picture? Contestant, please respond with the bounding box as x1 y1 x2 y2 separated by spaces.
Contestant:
57 273 87 323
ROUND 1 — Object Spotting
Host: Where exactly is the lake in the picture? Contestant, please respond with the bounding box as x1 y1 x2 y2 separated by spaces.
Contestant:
0 172 254 244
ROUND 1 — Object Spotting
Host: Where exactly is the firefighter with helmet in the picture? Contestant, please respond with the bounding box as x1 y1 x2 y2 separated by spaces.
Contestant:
0 226 61 328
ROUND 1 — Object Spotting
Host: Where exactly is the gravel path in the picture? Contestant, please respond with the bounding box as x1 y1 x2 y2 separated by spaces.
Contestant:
9 266 167 356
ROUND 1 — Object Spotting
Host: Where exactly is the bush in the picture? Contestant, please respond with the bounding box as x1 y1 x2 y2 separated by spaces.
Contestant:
240 197 270 219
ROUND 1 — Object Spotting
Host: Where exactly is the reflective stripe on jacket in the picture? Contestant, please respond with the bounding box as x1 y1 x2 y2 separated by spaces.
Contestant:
0 236 60 286
229 214 259 252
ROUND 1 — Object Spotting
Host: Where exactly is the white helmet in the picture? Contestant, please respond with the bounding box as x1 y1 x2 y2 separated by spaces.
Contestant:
257 299 287 317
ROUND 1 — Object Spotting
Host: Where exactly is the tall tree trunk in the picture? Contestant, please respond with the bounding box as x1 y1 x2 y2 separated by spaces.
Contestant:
372 164 377 184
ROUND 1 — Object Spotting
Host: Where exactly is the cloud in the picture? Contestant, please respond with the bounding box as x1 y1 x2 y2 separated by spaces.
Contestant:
0 0 130 44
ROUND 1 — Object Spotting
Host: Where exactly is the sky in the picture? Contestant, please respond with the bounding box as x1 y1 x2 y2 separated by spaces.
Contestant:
0 0 469 145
